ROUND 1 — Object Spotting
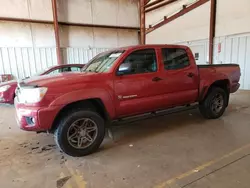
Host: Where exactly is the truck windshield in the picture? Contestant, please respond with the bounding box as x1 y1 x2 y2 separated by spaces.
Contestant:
83 50 124 73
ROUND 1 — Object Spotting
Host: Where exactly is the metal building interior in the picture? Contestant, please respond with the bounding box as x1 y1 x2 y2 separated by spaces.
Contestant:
0 0 250 188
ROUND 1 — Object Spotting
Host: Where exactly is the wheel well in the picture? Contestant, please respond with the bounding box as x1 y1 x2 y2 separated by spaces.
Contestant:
50 98 109 133
210 79 230 93
205 79 230 105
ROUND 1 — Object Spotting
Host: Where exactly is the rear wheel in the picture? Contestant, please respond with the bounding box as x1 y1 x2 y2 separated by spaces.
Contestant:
54 109 105 157
199 87 227 119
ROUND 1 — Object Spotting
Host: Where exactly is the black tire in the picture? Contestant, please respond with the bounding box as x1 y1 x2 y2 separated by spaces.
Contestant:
199 87 227 119
54 109 105 157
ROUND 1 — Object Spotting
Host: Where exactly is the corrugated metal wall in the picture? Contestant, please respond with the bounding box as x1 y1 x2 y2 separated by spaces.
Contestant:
176 39 209 65
177 33 250 90
61 47 110 64
1 33 249 89
0 0 139 80
216 34 250 90
0 47 110 79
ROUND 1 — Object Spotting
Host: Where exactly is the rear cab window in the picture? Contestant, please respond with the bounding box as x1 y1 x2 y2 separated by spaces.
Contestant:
161 48 190 70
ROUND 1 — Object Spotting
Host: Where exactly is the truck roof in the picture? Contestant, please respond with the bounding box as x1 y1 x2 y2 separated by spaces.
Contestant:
116 44 188 51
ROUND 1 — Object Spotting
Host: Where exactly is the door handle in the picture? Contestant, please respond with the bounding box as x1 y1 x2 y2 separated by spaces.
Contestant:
187 73 195 78
152 77 163 82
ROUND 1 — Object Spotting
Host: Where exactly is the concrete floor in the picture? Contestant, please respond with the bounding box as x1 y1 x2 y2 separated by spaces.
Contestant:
0 91 250 188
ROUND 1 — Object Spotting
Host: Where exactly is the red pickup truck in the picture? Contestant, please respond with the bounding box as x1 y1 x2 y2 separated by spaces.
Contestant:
15 45 240 157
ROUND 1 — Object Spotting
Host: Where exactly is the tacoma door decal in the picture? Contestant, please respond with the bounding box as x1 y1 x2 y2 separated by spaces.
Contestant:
118 95 138 100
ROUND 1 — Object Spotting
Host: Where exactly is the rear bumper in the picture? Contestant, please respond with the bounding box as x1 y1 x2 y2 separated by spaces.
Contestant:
15 100 62 131
230 83 240 93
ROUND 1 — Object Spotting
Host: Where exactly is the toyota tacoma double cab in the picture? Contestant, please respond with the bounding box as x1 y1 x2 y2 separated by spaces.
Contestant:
15 45 241 157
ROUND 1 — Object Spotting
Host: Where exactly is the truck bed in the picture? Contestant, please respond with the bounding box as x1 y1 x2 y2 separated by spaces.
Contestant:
198 63 241 93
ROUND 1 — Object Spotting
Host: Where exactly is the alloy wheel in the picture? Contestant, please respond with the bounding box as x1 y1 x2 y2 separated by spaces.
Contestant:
211 93 224 114
67 118 98 149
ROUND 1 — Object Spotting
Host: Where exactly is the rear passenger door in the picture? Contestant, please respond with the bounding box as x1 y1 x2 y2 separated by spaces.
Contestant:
159 47 199 107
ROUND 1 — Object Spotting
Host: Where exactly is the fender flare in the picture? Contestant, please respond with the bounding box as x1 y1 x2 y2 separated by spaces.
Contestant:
50 88 115 118
199 77 230 102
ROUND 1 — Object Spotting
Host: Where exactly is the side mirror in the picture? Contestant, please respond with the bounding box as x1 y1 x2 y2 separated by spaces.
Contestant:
117 62 132 76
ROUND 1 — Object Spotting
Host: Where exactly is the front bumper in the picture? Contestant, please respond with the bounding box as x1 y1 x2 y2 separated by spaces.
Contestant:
15 99 62 131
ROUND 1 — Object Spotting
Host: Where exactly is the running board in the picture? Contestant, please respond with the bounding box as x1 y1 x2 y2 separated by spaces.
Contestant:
112 104 198 126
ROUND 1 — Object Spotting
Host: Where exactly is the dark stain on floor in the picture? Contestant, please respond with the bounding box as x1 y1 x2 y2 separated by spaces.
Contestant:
56 176 71 188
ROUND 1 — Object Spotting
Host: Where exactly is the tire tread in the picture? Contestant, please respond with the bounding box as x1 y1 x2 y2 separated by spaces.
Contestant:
199 87 227 119
54 109 105 157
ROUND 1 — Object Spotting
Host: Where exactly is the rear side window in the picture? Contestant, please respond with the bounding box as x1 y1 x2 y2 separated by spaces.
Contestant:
162 48 190 70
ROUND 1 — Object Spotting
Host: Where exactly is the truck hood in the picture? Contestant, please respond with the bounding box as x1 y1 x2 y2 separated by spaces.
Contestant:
22 72 97 87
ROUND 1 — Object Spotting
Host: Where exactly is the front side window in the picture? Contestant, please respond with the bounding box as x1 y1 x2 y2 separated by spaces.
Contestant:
84 51 124 73
117 49 157 75
162 48 190 70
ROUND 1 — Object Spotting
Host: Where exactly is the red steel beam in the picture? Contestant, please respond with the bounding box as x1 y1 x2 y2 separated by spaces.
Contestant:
146 0 210 34
0 17 140 30
140 0 146 44
51 0 62 65
0 17 52 24
209 0 217 64
145 0 178 13
145 0 151 5
60 22 139 30
145 0 164 8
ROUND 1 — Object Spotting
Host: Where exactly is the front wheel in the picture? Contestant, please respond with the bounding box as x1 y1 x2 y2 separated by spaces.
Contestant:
54 110 105 157
199 87 227 119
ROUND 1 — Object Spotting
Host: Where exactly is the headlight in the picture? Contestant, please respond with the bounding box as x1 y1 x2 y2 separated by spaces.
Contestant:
0 85 11 92
18 87 48 104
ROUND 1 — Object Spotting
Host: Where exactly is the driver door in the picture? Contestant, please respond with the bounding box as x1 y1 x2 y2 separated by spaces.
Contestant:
114 48 164 118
